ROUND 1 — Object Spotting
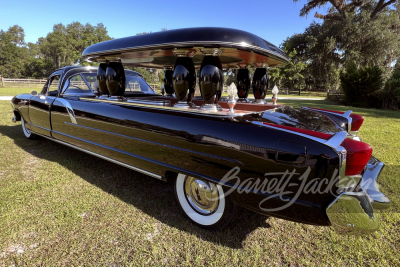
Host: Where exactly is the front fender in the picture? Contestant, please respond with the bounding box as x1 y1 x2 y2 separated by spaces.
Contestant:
11 94 32 124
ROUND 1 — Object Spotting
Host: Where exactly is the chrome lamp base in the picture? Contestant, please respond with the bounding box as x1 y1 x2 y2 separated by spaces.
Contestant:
173 101 197 109
200 103 223 112
108 96 127 102
253 99 266 104
237 98 250 103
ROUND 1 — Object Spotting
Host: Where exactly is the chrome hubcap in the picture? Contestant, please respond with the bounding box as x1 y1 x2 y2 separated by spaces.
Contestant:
184 176 219 215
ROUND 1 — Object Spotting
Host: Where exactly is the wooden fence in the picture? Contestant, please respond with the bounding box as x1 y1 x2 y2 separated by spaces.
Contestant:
0 78 48 88
0 77 160 91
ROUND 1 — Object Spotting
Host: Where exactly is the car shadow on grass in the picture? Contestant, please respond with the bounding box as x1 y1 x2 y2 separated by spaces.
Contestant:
1 124 271 249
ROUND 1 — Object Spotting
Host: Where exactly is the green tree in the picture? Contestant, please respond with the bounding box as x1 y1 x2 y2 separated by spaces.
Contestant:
294 0 397 21
0 25 30 78
269 49 307 94
340 61 383 106
285 0 400 91
39 22 111 69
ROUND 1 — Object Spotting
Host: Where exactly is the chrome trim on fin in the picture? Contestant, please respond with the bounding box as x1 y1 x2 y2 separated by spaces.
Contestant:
324 131 348 149
360 156 391 210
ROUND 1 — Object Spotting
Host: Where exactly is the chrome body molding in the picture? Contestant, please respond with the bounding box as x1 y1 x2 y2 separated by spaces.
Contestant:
57 98 78 124
326 190 379 235
326 156 390 234
35 133 163 180
127 99 171 106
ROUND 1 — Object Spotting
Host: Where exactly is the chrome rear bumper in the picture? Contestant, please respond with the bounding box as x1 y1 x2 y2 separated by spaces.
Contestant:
326 156 390 235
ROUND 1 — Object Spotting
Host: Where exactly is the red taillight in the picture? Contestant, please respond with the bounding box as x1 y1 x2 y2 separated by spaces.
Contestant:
341 139 372 176
349 114 364 132
263 122 372 175
307 107 364 132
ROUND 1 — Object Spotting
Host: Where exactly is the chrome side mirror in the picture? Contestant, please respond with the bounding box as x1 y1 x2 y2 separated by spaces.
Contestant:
31 91 38 96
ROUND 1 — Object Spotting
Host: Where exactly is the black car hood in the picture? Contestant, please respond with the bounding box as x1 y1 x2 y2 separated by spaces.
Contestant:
260 106 341 135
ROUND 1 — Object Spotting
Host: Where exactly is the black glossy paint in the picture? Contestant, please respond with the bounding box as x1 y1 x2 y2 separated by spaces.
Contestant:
82 27 289 64
252 68 268 100
237 68 251 101
106 62 126 96
164 69 174 96
172 57 196 102
97 63 108 95
10 65 348 227
199 56 223 104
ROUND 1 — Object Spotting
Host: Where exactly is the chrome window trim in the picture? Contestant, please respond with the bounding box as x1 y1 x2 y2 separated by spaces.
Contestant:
59 67 97 96
79 73 95 93
61 72 95 95
41 73 62 96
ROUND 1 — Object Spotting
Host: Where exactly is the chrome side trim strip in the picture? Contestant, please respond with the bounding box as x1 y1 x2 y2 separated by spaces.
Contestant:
35 133 163 180
56 98 77 124
64 122 242 164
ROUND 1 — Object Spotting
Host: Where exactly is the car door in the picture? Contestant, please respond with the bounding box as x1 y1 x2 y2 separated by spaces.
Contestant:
29 73 61 136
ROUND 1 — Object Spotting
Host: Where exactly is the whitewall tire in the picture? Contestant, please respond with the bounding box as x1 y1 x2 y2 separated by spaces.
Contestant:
174 173 235 230
21 118 35 140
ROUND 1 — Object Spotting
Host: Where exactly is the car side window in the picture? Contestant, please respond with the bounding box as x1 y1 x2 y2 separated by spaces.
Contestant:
41 75 60 96
64 74 92 94
80 73 97 91
125 75 155 93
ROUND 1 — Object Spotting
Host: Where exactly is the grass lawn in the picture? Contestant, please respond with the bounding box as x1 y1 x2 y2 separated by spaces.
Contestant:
0 87 36 96
0 99 399 266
